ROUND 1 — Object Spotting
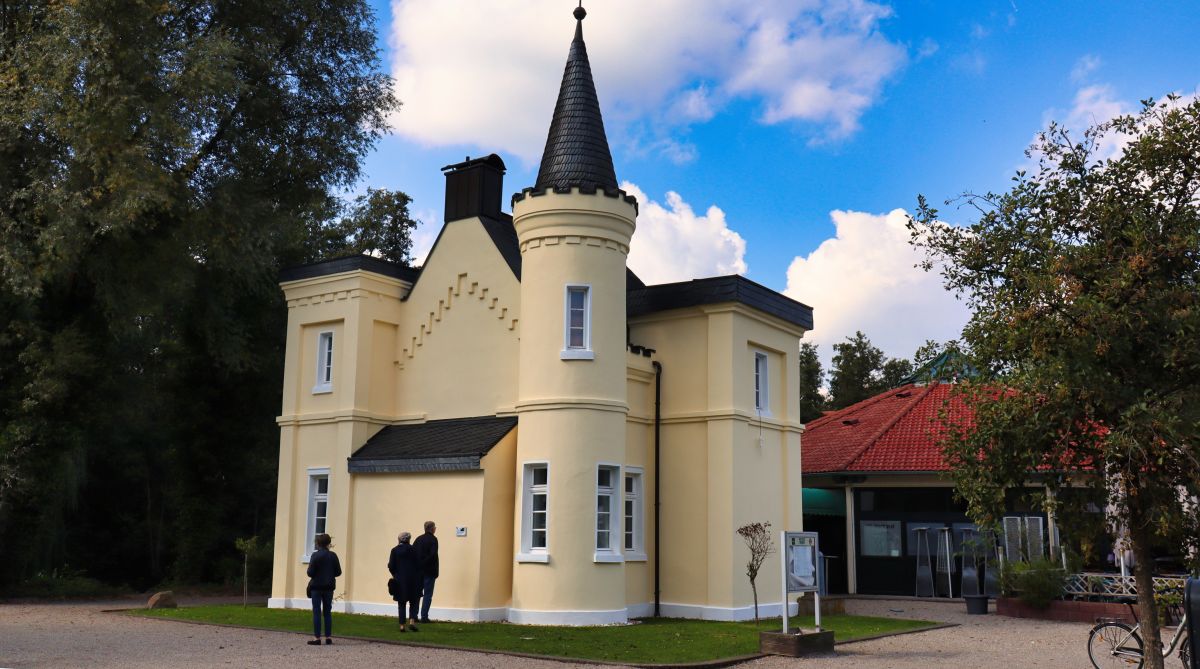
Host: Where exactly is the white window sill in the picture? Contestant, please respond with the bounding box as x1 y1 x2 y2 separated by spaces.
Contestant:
560 349 595 360
516 552 550 563
593 552 624 563
624 552 648 562
312 384 332 395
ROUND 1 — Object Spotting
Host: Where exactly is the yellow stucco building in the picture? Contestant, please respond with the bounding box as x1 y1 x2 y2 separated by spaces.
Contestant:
269 6 814 625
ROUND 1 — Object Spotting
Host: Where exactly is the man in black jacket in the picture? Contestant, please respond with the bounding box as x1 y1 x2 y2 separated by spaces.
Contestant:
413 520 439 623
306 533 341 645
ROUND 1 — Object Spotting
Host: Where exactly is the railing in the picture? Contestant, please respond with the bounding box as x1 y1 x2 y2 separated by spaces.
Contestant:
1062 572 1187 599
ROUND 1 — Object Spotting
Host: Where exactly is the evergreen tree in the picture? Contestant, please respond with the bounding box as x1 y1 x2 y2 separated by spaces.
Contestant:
828 331 886 409
798 342 825 423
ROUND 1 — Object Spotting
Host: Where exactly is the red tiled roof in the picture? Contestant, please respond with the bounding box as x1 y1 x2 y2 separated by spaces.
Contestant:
802 382 972 474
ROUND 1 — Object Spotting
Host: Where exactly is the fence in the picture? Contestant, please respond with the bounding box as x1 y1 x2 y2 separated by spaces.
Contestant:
1062 572 1187 599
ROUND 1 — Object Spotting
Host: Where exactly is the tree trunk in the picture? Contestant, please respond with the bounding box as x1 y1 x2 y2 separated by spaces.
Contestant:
1128 498 1164 669
751 579 759 624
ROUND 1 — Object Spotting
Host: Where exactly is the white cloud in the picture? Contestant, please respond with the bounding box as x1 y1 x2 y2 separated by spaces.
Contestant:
623 182 747 285
916 38 939 60
409 208 439 266
784 208 969 368
1070 54 1101 82
387 0 906 163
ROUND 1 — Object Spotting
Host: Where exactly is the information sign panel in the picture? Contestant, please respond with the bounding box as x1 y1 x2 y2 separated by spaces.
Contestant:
784 532 819 593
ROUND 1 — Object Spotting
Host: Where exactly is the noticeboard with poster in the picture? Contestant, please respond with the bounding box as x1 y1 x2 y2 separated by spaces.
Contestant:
784 531 819 593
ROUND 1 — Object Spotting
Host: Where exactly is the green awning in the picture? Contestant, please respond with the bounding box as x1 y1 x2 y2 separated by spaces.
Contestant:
803 488 846 516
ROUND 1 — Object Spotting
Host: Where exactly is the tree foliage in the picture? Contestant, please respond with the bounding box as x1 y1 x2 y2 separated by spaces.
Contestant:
827 331 914 409
0 0 398 588
798 342 825 423
909 96 1200 668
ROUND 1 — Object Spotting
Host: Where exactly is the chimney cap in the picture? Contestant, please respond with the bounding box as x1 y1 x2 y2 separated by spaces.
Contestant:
441 153 507 174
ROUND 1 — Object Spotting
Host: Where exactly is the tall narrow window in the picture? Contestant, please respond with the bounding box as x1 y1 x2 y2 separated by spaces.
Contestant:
519 463 550 561
561 285 593 359
623 468 645 559
595 465 621 561
314 331 334 393
754 351 769 413
304 469 330 562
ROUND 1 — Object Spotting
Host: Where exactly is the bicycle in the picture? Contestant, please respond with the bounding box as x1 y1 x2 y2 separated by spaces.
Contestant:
1087 598 1191 668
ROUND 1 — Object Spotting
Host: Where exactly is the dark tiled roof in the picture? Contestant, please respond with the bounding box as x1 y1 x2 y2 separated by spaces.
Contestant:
534 8 617 192
279 254 420 284
627 275 814 330
802 383 970 474
479 214 522 279
347 416 517 473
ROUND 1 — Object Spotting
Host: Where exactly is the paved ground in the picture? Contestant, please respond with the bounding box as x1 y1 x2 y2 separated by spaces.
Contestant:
751 598 1095 668
0 596 1097 668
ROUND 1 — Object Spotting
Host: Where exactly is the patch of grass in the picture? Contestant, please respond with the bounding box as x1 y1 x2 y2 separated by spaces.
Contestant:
131 604 937 664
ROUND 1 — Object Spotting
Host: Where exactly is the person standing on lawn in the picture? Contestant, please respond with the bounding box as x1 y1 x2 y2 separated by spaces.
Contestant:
413 520 439 623
388 532 421 631
306 533 341 646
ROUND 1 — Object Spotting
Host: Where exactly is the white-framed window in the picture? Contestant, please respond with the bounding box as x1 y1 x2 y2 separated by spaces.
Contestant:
313 331 334 393
303 468 330 563
595 464 622 562
561 285 594 359
753 351 770 415
623 468 646 560
518 462 550 562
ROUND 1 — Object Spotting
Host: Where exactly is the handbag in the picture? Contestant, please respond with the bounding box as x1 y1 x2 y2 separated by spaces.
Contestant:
387 577 397 597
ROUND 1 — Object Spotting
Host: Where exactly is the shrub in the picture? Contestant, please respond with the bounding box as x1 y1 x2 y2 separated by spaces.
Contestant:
1000 558 1066 609
10 566 122 599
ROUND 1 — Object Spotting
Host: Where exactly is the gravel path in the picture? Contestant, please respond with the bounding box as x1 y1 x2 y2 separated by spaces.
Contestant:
0 596 1095 668
751 598 1094 668
0 597 596 669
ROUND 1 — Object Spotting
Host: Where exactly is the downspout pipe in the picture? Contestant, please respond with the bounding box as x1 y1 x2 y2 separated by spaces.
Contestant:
652 360 662 617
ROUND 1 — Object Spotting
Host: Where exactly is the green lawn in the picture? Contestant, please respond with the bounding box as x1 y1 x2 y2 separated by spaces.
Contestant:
130 604 938 664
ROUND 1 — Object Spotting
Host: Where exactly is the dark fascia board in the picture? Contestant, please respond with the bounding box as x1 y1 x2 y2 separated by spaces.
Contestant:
628 274 814 330
279 254 420 284
348 456 483 474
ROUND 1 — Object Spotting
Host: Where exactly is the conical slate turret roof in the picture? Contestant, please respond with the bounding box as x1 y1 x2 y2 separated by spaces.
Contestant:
534 5 618 191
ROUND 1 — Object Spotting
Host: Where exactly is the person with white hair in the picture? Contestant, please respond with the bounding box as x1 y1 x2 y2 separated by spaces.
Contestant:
387 531 421 631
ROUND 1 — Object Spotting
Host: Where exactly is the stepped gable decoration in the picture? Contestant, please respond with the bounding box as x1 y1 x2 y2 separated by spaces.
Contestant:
513 4 637 212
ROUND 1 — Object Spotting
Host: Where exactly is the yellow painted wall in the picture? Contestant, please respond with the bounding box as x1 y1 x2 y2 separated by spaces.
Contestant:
394 217 521 420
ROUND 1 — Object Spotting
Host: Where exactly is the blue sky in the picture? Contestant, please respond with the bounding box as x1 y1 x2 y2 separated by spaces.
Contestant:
352 0 1199 367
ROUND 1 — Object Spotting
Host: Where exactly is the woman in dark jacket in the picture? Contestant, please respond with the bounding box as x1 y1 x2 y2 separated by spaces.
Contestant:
387 532 421 631
306 533 341 645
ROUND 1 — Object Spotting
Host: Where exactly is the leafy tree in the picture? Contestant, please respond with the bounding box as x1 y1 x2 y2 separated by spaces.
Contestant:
828 331 885 409
909 96 1200 668
879 358 915 390
0 0 397 588
827 331 914 409
798 342 825 423
307 188 418 264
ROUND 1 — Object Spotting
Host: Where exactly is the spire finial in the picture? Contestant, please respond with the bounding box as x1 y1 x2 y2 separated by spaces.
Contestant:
574 2 586 21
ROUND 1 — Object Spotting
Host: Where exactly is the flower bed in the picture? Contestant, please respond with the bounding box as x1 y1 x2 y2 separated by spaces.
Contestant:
995 596 1136 624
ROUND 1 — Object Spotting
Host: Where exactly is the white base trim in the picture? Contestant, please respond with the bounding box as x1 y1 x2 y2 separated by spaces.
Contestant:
267 597 506 622
658 600 799 621
626 602 654 618
508 607 628 625
266 597 795 625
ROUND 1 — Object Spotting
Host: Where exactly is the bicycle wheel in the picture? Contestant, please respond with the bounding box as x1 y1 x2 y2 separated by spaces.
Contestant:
1180 639 1190 669
1088 622 1144 669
